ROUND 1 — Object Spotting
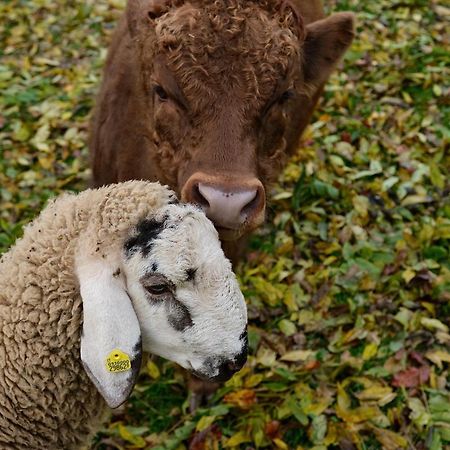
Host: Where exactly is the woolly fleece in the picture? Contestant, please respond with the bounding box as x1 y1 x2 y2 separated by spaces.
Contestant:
0 181 176 449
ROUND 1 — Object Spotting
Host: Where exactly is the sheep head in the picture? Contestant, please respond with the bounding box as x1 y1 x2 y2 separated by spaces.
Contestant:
77 197 247 408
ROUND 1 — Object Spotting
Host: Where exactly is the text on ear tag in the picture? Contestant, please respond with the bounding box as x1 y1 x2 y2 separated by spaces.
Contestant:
106 349 132 373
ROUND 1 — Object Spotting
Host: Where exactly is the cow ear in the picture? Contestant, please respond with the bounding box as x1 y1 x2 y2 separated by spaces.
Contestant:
127 0 182 36
303 12 355 88
77 257 142 409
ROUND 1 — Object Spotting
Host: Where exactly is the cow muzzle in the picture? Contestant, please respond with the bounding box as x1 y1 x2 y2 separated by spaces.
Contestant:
181 173 266 240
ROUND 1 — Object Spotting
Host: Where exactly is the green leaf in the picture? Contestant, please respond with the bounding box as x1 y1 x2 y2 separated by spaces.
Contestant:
286 397 308 425
278 318 297 336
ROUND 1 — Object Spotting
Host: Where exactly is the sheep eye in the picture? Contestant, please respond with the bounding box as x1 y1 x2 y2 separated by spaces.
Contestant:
154 85 168 101
146 284 170 295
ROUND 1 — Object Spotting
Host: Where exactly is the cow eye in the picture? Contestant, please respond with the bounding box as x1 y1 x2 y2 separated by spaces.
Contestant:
278 89 294 104
146 284 170 295
154 85 169 101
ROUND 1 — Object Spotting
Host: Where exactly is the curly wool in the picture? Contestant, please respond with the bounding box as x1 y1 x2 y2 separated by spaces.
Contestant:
0 181 175 449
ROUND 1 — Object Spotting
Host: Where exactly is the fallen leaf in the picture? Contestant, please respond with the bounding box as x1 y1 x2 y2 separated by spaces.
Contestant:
223 389 257 410
392 366 430 388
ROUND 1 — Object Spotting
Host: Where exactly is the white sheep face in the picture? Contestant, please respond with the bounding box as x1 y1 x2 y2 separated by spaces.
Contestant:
122 203 248 382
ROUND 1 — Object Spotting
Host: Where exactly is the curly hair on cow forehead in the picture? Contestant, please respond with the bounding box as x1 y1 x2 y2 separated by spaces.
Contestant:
147 0 304 108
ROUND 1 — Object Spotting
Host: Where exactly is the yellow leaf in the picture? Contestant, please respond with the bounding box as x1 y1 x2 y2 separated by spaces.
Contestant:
425 350 450 370
339 405 381 423
303 399 332 416
362 343 378 360
336 383 351 417
196 415 216 432
356 385 394 402
118 424 146 448
38 156 54 170
352 195 369 219
283 288 299 312
256 347 277 367
323 255 337 265
31 124 51 151
436 224 450 239
408 398 430 428
336 384 381 423
245 374 264 388
370 426 408 449
323 421 340 446
378 392 398 407
280 350 314 362
421 302 435 315
251 278 283 306
360 275 376 291
147 360 160 379
223 431 251 447
343 327 366 343
402 269 416 283
433 84 442 96
273 438 289 449
401 195 430 206
436 331 450 344
402 91 413 103
420 318 449 333
109 0 126 8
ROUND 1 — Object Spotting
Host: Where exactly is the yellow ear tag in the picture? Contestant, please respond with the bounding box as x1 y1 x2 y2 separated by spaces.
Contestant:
106 349 132 373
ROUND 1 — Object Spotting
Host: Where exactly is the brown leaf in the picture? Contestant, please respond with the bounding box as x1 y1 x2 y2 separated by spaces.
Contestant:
304 359 321 370
392 366 430 388
311 281 331 305
264 420 280 440
189 425 221 450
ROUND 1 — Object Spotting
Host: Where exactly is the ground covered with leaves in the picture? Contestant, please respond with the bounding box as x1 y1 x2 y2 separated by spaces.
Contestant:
1 0 449 448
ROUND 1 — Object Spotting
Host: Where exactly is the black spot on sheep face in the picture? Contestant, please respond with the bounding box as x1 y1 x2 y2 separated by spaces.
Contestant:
122 203 248 382
185 268 197 282
124 218 166 258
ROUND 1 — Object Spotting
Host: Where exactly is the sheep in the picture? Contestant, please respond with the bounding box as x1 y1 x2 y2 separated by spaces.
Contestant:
0 180 248 450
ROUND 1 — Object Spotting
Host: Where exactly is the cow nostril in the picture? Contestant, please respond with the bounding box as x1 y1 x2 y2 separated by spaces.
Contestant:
191 183 210 209
241 188 260 217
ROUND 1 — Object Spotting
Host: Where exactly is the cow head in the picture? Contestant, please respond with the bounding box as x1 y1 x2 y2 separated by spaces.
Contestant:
126 0 354 240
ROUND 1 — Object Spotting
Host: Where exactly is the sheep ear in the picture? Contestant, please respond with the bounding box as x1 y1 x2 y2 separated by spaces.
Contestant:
77 258 142 409
303 12 355 88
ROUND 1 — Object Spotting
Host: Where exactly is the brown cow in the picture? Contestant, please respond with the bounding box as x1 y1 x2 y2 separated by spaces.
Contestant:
90 0 355 262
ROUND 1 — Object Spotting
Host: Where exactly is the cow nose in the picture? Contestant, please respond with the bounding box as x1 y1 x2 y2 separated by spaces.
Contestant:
197 183 260 229
182 173 266 237
182 174 265 233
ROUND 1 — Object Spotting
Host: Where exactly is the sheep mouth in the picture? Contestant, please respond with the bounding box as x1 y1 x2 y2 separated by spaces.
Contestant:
189 369 214 381
189 368 234 383
188 356 245 383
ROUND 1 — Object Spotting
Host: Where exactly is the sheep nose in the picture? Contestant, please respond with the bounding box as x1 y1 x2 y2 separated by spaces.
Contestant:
215 353 247 382
182 173 265 235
